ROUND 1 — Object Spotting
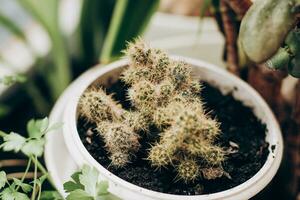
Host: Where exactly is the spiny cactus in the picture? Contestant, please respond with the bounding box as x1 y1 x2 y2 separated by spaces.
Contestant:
79 39 227 183
148 106 225 175
79 88 140 167
78 87 124 123
176 158 200 183
96 121 140 167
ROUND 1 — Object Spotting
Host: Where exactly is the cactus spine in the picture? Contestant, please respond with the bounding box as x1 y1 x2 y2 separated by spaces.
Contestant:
79 39 227 182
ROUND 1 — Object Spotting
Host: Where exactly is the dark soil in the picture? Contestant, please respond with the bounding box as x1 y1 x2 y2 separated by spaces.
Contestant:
77 80 269 195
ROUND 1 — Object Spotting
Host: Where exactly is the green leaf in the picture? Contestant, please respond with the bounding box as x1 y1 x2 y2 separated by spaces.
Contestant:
96 181 109 196
12 178 32 193
1 188 30 200
13 192 30 200
21 138 45 157
0 171 7 189
64 165 111 199
19 0 71 100
63 172 84 193
100 0 159 63
79 165 99 196
66 189 93 200
0 75 26 86
1 188 15 200
27 118 49 138
0 13 26 41
2 133 26 152
40 191 63 200
78 0 115 66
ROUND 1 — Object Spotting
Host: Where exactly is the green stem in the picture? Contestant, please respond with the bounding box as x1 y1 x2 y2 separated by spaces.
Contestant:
100 0 129 64
30 155 55 188
31 156 38 200
37 185 42 200
0 132 56 189
48 30 72 100
16 158 32 191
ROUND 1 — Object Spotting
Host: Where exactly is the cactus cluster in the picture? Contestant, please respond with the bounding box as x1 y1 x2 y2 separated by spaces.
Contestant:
79 39 227 182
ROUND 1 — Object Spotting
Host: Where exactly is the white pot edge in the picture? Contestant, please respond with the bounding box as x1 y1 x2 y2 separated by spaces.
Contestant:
61 57 283 200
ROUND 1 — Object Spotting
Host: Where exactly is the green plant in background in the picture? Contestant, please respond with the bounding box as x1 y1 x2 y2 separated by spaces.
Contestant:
79 40 228 182
0 1 159 198
0 118 62 199
239 0 300 78
63 165 119 200
0 0 159 118
0 74 26 86
0 118 117 200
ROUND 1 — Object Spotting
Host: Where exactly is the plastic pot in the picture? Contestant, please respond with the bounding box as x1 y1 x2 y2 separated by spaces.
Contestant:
62 57 283 200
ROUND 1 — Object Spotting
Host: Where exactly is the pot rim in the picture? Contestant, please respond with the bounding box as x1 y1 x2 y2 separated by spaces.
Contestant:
62 56 283 200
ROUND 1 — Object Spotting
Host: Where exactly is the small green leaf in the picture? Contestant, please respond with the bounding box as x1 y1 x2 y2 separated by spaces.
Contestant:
79 165 99 196
1 188 15 200
12 178 32 193
96 181 109 196
0 171 7 189
63 172 84 193
1 188 30 200
0 75 26 86
2 133 26 152
39 118 49 133
13 192 30 200
40 191 63 200
71 172 82 185
27 119 39 138
21 139 45 157
27 118 49 139
66 189 93 200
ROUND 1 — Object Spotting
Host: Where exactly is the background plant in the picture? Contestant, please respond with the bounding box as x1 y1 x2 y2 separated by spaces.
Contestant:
0 0 159 118
0 118 116 200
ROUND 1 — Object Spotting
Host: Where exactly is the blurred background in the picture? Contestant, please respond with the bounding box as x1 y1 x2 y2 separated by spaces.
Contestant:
0 0 299 199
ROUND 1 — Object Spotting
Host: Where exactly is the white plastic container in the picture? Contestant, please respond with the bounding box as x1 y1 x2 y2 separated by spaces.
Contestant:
62 57 283 200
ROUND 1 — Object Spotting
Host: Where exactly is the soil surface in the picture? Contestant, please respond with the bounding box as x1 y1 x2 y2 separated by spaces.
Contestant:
77 80 269 195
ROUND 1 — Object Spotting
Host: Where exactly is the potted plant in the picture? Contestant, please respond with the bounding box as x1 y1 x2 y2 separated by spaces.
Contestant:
62 40 283 200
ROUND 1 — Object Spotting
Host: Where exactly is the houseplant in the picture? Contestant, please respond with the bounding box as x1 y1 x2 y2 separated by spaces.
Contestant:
62 40 283 200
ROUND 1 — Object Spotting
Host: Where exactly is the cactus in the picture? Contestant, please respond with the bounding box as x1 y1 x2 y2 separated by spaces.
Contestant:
176 158 200 183
96 121 140 167
79 39 227 182
78 87 124 123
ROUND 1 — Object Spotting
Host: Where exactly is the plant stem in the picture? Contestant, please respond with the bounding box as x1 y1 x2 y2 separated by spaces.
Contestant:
31 156 38 200
48 30 72 100
16 158 32 191
100 0 129 64
30 155 55 188
0 131 56 189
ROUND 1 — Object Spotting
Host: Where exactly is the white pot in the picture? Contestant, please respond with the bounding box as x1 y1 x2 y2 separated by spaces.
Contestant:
62 57 283 200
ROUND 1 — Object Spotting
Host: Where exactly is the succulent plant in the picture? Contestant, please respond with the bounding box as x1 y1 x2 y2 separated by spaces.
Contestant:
79 39 227 182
